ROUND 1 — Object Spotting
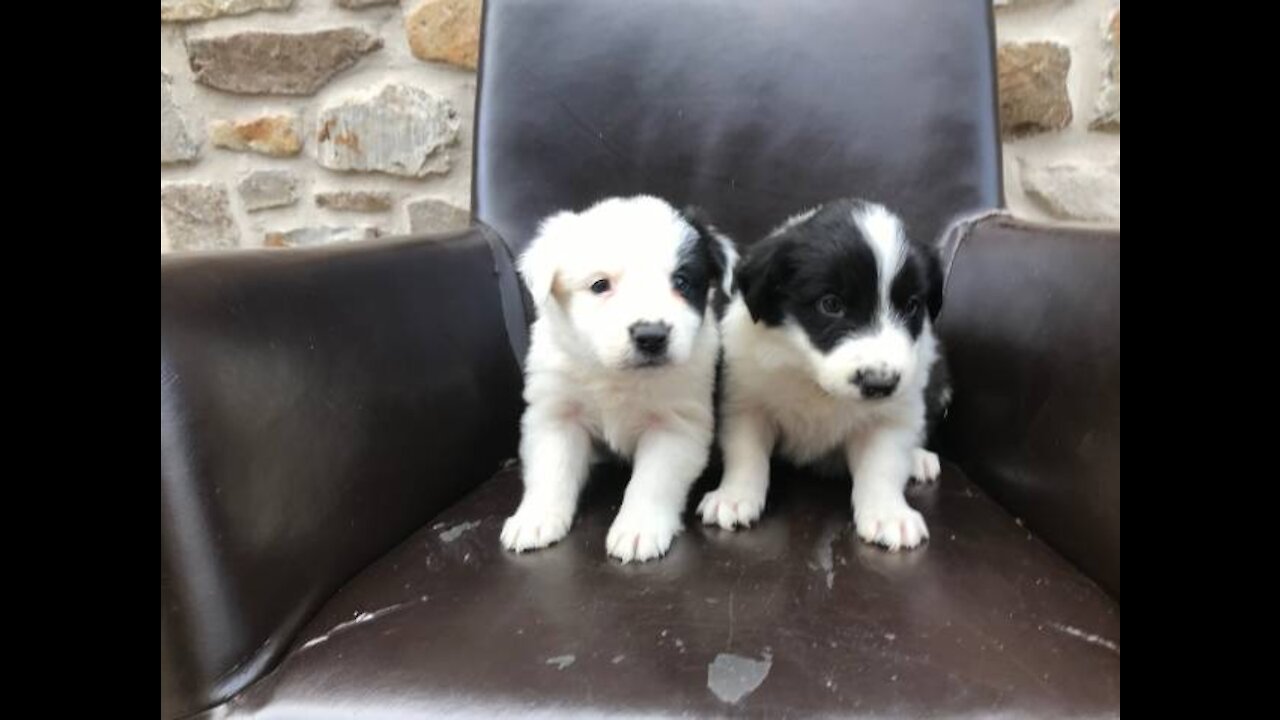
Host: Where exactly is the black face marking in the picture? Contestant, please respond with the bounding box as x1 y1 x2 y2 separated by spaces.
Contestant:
888 248 930 339
740 198 944 352
783 222 881 352
674 206 734 318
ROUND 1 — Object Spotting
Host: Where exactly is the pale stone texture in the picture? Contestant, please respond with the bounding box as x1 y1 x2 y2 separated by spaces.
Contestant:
407 198 469 234
161 184 240 250
209 114 303 157
337 0 398 7
238 170 300 212
1090 7 1120 131
994 0 1070 8
1019 156 1120 222
265 226 381 247
405 0 482 70
161 71 200 164
162 0 1118 255
997 41 1072 137
162 0 293 22
996 0 1120 224
187 29 383 95
316 191 395 212
316 84 460 177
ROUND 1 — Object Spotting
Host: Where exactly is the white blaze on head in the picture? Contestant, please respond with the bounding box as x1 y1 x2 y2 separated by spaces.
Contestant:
851 202 907 302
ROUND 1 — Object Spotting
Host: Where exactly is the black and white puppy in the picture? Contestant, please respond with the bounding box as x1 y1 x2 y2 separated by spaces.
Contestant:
699 198 949 550
502 196 737 562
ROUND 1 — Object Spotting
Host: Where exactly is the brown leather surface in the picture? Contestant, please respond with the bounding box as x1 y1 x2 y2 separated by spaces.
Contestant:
218 462 1119 718
473 0 1003 255
937 217 1120 599
161 228 526 719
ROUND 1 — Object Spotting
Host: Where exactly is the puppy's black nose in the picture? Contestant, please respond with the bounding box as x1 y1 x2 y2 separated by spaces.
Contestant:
629 322 671 356
852 369 900 398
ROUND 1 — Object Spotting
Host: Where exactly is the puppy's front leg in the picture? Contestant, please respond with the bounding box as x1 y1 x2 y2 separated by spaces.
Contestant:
698 410 775 529
606 426 710 563
501 410 591 553
848 427 929 550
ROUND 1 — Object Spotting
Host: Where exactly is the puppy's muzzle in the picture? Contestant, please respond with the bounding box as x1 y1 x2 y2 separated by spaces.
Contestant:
851 368 900 399
629 321 671 360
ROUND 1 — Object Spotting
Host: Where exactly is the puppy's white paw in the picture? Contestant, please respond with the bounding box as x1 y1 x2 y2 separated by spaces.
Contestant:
910 448 941 483
501 503 573 553
606 509 681 563
697 487 766 530
854 496 929 551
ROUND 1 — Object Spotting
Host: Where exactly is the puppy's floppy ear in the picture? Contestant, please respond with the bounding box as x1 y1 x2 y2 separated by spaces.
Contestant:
920 243 945 321
680 205 739 297
518 211 576 306
736 232 794 325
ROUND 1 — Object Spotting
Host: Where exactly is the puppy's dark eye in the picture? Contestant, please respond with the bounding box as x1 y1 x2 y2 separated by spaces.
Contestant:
904 296 921 317
672 274 690 294
817 295 845 317
590 278 611 295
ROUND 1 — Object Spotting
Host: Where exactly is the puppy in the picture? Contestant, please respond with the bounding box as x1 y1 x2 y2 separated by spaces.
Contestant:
698 198 950 550
501 196 737 562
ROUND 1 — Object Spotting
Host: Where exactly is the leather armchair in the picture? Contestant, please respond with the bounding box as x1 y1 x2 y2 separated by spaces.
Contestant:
162 2 1118 717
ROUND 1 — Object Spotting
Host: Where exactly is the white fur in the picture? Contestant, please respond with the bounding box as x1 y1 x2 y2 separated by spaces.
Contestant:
503 196 726 563
709 230 739 298
853 203 906 299
699 203 937 550
770 207 819 237
912 448 941 483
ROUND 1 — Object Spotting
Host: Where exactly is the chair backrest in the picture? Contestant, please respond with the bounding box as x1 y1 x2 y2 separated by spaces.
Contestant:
473 0 1002 255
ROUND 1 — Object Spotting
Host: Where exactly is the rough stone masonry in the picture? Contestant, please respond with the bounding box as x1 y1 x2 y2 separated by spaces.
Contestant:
161 0 1118 253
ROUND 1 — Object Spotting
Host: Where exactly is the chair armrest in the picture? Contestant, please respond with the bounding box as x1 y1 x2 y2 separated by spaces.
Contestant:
936 215 1120 599
161 224 527 718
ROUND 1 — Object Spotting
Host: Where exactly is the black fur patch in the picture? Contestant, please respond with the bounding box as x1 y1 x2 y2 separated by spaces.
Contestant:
923 344 952 441
677 206 735 318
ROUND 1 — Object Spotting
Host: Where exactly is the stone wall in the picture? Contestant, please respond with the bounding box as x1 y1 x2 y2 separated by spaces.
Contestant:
160 0 1118 254
996 0 1120 223
160 0 479 252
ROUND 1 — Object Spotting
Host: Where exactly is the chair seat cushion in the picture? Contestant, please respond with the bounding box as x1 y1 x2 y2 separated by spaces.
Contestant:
222 461 1119 718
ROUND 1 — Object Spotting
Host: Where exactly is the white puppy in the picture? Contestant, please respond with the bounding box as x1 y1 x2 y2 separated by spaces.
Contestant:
502 196 737 562
699 198 950 550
